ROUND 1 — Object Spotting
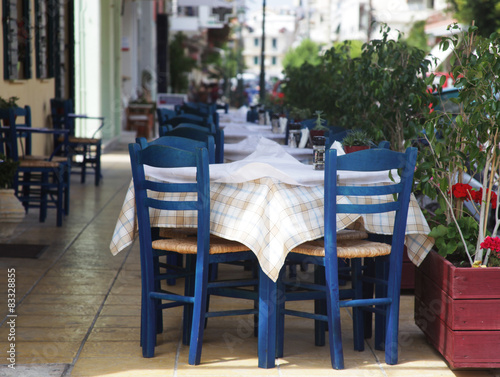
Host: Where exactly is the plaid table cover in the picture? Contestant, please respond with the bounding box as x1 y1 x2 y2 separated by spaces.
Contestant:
110 177 433 282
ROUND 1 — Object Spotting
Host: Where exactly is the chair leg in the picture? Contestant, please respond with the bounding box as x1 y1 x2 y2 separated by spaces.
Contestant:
351 258 364 352
81 145 87 184
188 253 210 365
40 172 48 223
374 258 388 350
183 255 195 346
324 255 344 370
95 142 102 186
384 252 403 365
63 164 70 215
56 169 64 227
314 265 326 347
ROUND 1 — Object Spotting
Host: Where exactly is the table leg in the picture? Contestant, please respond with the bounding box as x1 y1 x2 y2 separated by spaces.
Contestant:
258 269 277 368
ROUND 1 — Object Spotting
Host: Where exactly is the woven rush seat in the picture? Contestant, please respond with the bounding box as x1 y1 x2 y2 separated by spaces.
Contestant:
20 159 62 168
69 136 100 144
23 155 69 163
152 236 250 255
336 229 368 241
291 239 391 258
56 134 100 144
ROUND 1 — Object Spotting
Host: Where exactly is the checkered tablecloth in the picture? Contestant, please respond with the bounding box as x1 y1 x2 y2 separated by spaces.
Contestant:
109 176 433 282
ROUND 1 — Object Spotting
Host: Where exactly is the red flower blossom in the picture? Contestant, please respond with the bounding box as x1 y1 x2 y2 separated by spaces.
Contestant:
480 236 500 252
451 183 474 200
450 184 498 209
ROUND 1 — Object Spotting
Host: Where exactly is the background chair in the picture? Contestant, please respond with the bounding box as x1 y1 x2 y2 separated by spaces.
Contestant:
159 123 224 164
129 142 259 365
50 98 104 186
0 107 68 226
277 147 418 369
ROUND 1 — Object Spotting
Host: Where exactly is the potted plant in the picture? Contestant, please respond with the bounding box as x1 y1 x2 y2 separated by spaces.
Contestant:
414 25 500 369
0 96 19 125
341 129 372 153
309 110 329 138
0 154 24 238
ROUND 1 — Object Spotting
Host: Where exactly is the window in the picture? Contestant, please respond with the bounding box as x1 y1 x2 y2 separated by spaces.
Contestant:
272 38 277 49
254 38 259 47
272 57 277 65
3 0 32 80
254 56 259 65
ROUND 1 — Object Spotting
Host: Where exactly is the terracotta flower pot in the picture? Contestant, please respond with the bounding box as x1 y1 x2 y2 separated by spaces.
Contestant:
344 145 369 154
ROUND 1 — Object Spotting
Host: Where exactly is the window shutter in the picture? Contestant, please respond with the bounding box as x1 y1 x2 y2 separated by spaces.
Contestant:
35 0 48 78
3 0 19 80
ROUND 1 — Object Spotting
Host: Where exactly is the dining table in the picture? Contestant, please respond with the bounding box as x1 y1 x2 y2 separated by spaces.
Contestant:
109 137 434 368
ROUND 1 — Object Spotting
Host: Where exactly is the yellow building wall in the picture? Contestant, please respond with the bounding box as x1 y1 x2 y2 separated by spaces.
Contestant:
0 5 56 157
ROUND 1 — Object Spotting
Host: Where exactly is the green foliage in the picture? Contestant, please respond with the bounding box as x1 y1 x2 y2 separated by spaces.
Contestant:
333 40 363 59
0 96 19 109
414 24 500 266
405 20 430 52
428 210 478 266
282 39 322 69
0 154 19 189
452 0 500 36
169 32 198 93
341 129 372 147
282 25 435 151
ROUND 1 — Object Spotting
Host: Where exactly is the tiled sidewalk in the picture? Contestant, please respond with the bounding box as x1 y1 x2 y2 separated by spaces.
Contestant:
1 142 499 377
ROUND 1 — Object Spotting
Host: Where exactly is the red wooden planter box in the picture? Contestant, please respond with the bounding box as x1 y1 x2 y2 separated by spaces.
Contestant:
414 250 500 369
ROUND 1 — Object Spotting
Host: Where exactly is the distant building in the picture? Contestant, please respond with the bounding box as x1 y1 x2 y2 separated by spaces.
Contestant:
242 8 296 80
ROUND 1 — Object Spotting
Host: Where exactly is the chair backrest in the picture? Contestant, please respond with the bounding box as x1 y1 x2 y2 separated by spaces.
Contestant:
160 123 224 164
50 98 74 135
136 134 216 164
0 106 33 160
156 108 177 128
166 114 217 134
324 147 418 264
128 142 210 279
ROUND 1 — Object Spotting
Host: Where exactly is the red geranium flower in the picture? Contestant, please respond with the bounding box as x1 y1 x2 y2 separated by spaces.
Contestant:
480 236 500 252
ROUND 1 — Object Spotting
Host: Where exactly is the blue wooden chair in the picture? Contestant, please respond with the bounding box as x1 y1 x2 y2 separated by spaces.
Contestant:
0 107 69 226
137 133 217 282
129 142 259 365
155 108 176 128
159 123 224 164
165 113 217 133
277 146 418 369
50 98 104 186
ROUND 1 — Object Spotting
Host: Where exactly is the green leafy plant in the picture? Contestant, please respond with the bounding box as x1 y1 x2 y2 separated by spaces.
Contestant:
282 24 435 151
341 129 372 147
0 96 19 109
0 154 19 189
313 110 329 131
415 24 500 267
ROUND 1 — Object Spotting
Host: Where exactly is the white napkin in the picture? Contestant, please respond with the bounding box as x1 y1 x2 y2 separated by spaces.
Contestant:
330 140 345 155
298 128 310 148
279 117 287 133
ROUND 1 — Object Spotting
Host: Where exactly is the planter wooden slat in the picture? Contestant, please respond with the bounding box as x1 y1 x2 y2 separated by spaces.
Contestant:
415 250 500 368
